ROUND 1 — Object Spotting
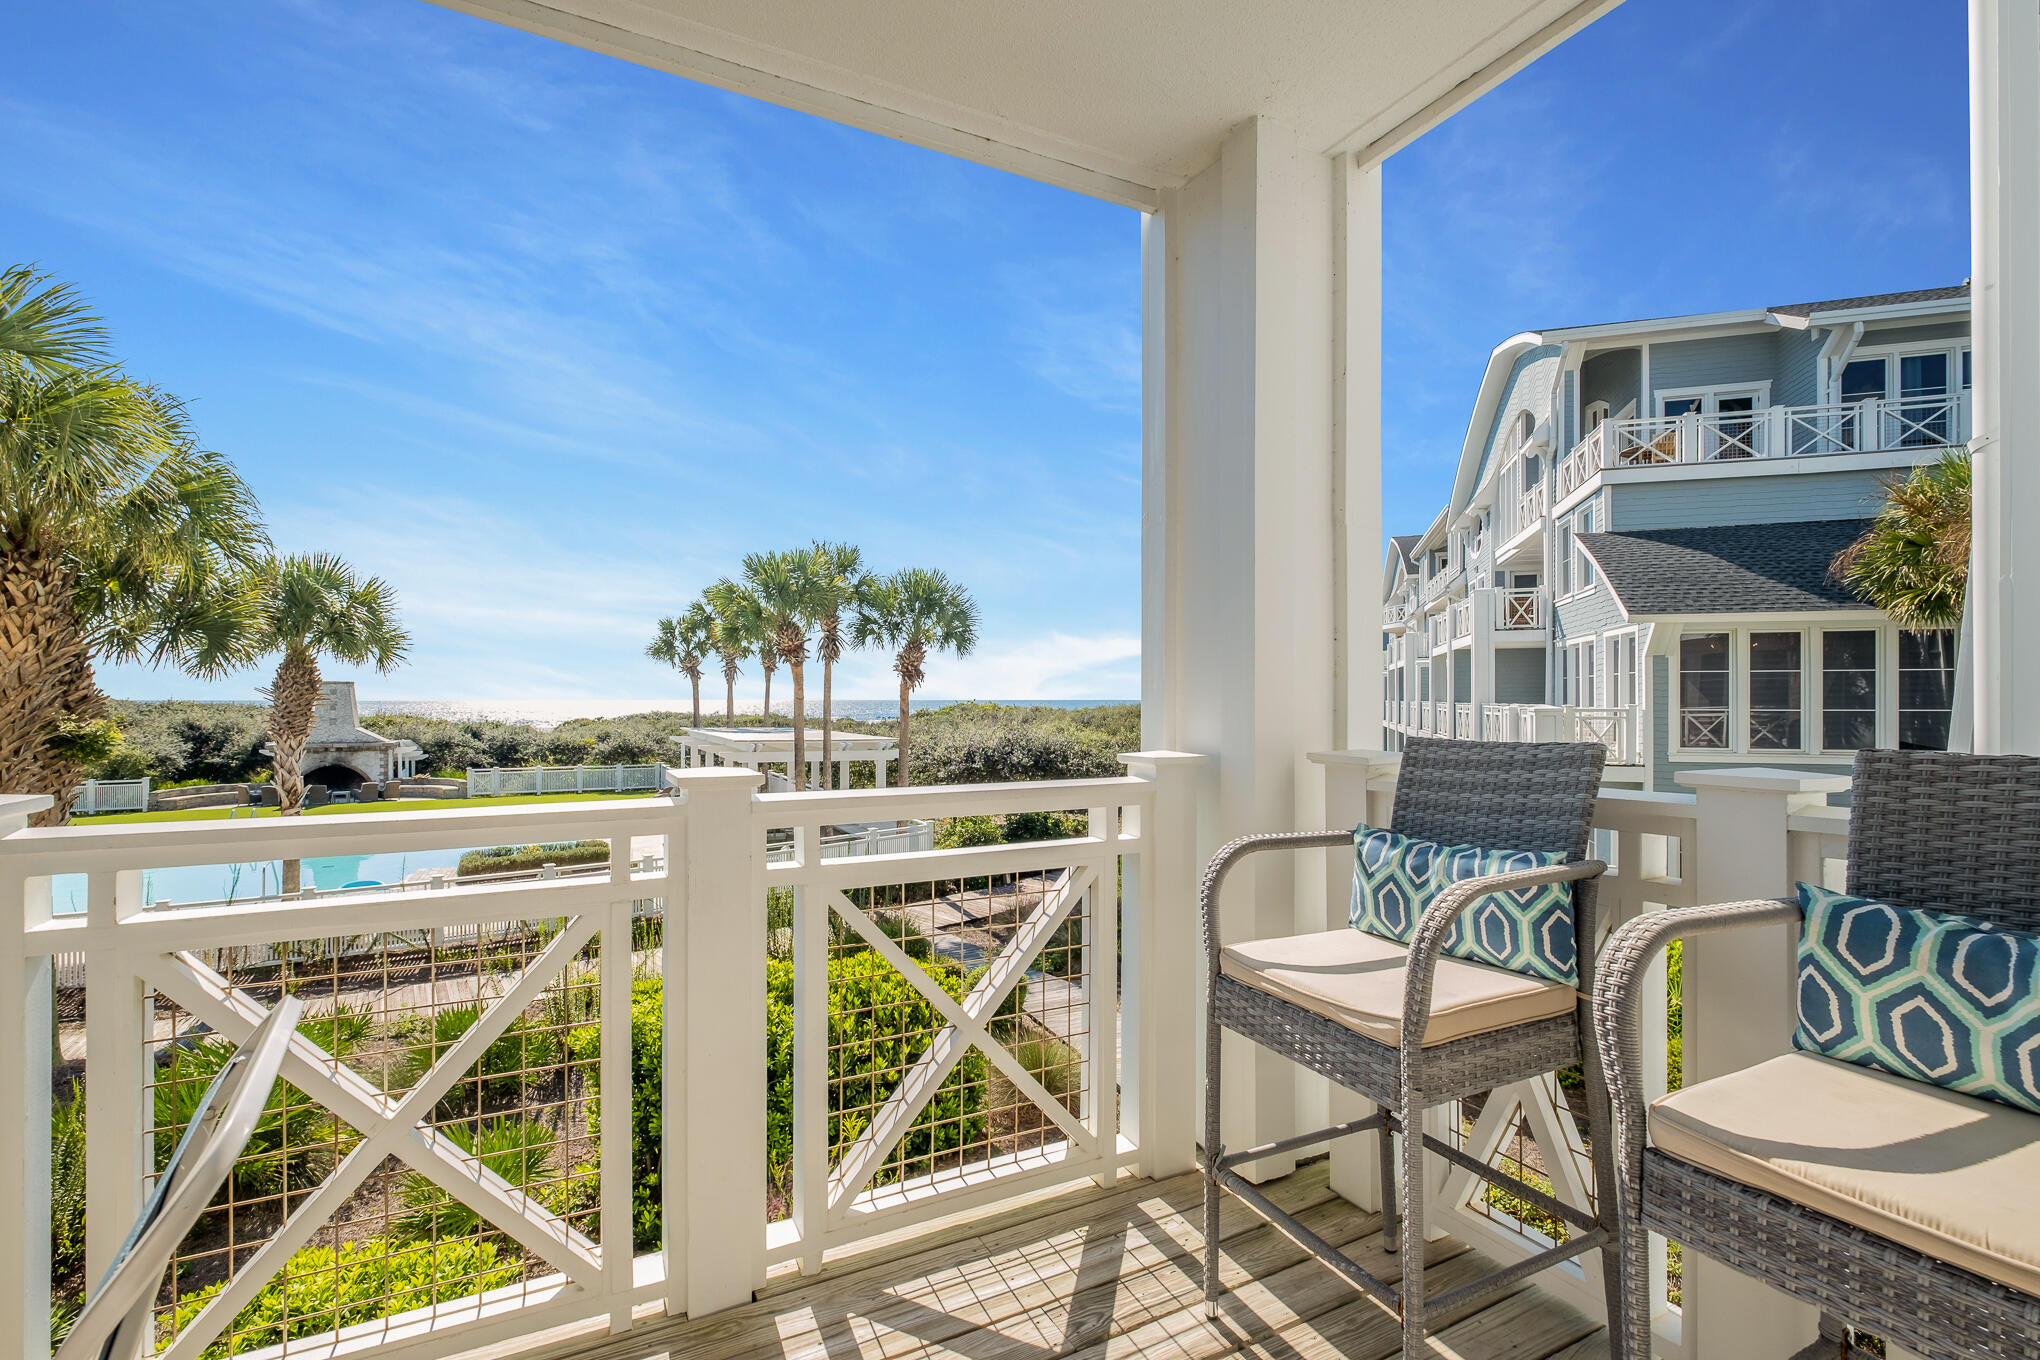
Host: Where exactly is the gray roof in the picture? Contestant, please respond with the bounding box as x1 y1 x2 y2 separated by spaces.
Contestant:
1768 283 1968 319
1387 534 1421 566
1577 521 1876 616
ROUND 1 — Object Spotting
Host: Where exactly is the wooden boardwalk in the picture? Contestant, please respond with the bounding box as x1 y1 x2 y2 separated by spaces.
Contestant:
476 1160 1606 1360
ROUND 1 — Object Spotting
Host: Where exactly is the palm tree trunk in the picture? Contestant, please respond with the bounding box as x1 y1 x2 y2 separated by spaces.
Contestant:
690 675 702 729
267 647 321 815
896 669 912 787
725 670 736 726
266 646 322 899
790 662 807 790
0 546 101 827
821 657 834 789
762 669 773 723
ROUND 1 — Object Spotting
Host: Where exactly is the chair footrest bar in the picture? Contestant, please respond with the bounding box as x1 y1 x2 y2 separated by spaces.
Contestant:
1419 1132 1600 1233
1215 1168 1400 1307
1212 1114 1387 1172
1422 1228 1610 1317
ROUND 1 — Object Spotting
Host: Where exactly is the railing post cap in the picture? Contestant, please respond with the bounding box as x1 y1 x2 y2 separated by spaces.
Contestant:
1118 750 1208 768
664 767 766 795
1674 767 1852 795
1306 749 1403 769
0 792 54 827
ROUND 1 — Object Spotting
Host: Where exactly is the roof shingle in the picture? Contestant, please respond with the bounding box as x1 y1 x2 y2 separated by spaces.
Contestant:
1767 284 1968 319
1577 521 1877 616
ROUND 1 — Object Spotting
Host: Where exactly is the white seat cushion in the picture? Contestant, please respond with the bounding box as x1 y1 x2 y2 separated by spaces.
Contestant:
1652 1051 2040 1296
1219 927 1577 1048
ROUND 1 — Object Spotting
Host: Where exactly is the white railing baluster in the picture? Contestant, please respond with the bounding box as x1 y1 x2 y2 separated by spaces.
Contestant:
791 822 827 1274
600 845 635 1332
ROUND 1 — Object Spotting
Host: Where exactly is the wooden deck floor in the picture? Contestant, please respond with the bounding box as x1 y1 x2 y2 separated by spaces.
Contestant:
486 1161 1607 1360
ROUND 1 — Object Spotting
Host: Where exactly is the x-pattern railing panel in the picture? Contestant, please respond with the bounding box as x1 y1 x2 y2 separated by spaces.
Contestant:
145 911 619 1360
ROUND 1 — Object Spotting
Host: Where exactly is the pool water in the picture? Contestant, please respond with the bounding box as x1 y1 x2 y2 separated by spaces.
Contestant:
50 848 468 915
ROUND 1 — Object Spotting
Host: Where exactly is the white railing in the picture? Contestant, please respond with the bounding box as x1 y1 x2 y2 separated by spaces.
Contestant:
1451 597 1474 639
1 755 1206 1360
1516 480 1547 530
1453 703 1474 738
1568 393 1971 478
1497 587 1546 630
468 763 669 796
71 778 151 815
1566 705 1642 765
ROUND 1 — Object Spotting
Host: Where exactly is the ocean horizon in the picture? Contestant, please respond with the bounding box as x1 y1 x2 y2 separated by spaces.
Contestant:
349 697 1135 729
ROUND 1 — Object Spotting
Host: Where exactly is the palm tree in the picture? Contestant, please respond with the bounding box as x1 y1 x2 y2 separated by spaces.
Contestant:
852 568 980 787
703 580 751 726
647 600 714 727
0 266 268 824
742 548 825 789
806 541 865 789
253 553 409 818
1833 450 1970 629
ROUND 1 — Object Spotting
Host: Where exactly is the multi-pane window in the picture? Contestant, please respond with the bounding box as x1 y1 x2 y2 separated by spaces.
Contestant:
1748 632 1803 750
1679 633 1731 748
1608 632 1640 709
1899 630 1958 750
1821 631 1878 750
1555 518 1573 596
1572 504 1598 590
1564 640 1599 707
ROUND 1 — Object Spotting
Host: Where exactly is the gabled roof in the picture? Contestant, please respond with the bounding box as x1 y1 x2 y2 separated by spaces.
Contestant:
1577 521 1876 616
1768 284 1969 320
1387 534 1421 566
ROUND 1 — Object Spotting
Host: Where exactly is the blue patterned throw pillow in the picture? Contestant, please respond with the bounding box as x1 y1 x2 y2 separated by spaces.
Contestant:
1794 883 2040 1114
1350 826 1578 985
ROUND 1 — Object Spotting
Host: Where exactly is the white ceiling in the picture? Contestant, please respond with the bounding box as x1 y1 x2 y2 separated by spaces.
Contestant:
430 0 1618 207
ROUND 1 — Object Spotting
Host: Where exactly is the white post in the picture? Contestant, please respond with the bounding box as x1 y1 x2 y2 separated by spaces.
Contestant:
1969 0 2040 756
1307 752 1399 1212
663 766 765 1317
0 794 54 1360
1145 115 1341 1173
1118 752 1208 1179
1675 767 1847 1359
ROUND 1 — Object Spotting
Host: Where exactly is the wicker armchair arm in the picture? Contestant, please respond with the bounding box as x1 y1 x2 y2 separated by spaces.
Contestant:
1590 898 1804 1228
1199 830 1356 967
1399 859 1608 1070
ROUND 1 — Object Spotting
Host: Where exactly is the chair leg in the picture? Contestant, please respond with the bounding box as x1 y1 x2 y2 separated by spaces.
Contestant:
1377 1109 1400 1254
1203 1000 1222 1315
1400 1101 1429 1356
1583 1061 1630 1358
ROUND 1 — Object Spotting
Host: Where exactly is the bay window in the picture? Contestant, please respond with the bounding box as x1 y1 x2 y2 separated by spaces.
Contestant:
1748 631 1803 750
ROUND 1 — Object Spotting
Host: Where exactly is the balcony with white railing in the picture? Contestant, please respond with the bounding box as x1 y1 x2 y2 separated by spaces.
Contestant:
1472 703 1644 765
1495 586 1547 632
1557 393 1971 499
1450 596 1474 640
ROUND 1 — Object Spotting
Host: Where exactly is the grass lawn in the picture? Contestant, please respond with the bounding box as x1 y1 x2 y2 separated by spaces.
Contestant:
77 789 664 825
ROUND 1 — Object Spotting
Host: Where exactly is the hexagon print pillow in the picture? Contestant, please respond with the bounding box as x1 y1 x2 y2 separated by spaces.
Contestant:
1349 826 1576 985
1794 882 2040 1114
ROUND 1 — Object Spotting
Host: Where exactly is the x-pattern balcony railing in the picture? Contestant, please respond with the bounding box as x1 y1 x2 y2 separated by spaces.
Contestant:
1559 393 1970 486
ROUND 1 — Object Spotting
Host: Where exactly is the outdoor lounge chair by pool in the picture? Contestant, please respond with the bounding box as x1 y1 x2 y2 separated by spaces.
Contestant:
1200 736 1619 1357
1597 748 2040 1360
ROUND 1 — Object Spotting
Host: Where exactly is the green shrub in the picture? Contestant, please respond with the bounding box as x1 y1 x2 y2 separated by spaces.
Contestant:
172 1237 520 1357
394 1117 591 1241
1667 939 1684 1091
911 718 1122 786
1002 809 1088 842
935 815 1002 849
963 961 1028 1032
50 1081 85 1282
387 1005 565 1116
154 1032 348 1198
458 842 611 877
1009 1035 1083 1104
566 976 664 1250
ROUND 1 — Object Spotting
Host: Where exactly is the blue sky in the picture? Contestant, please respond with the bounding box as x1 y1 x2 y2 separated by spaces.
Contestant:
6 0 1967 705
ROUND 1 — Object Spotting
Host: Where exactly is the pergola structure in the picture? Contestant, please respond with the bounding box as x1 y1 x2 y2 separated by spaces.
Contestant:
675 727 896 790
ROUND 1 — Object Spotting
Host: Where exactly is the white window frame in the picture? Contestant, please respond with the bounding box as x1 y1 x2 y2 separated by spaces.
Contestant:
1607 628 1641 710
1667 621 1956 758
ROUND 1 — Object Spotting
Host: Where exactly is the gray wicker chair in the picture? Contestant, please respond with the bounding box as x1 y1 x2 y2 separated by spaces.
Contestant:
1201 736 1617 1356
1595 749 2040 1360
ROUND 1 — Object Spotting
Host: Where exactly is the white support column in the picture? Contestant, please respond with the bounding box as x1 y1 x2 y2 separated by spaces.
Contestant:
1117 752 1208 1179
1969 0 2040 755
1145 115 1343 1175
1334 156 1384 752
0 794 53 1360
1675 767 1848 1360
664 766 765 1318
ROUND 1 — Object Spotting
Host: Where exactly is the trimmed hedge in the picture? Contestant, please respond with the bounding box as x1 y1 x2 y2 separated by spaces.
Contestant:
458 841 611 877
568 977 664 1249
